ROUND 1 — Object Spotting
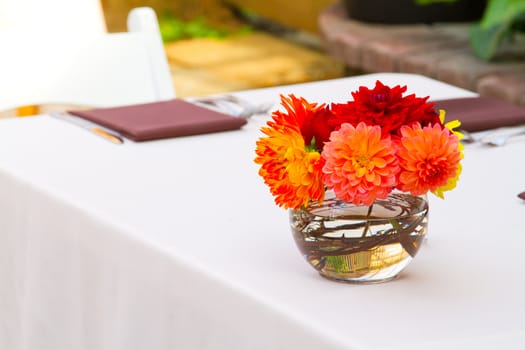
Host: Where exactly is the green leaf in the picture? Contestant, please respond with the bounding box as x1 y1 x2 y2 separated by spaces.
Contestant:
158 13 235 43
479 0 525 29
470 23 510 60
469 0 525 60
305 137 319 152
414 0 457 5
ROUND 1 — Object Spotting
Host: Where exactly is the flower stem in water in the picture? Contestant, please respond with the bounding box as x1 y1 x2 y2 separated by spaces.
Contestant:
361 204 374 238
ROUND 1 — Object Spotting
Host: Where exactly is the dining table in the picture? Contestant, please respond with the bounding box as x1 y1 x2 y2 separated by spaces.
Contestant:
1 73 524 350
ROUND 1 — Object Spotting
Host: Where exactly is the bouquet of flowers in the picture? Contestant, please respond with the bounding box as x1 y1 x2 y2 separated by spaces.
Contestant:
254 81 464 210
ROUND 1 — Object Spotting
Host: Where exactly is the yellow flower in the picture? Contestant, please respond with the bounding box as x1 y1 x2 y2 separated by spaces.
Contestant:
440 109 464 147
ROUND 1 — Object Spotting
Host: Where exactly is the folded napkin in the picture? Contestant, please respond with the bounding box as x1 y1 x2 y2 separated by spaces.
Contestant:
433 96 525 132
68 99 247 141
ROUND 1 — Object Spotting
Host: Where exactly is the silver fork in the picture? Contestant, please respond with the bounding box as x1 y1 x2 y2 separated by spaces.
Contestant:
459 129 482 143
187 94 275 118
459 129 493 144
481 128 525 147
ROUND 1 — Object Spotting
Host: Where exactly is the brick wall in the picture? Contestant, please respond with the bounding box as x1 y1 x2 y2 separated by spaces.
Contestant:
318 2 525 105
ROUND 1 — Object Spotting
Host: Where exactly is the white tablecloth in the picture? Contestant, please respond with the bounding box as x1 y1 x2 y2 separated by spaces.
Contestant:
1 73 524 349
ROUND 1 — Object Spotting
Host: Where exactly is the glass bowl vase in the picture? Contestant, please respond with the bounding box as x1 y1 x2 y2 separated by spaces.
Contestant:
289 190 428 284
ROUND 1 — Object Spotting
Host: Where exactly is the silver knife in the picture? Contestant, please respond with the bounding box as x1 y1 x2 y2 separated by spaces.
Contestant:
49 111 124 145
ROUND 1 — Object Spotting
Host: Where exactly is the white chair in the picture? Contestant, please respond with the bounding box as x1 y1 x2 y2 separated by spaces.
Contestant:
0 7 175 115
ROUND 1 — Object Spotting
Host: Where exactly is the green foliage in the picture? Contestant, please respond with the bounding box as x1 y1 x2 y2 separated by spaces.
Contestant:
158 13 252 43
414 0 457 5
470 0 525 60
325 256 349 273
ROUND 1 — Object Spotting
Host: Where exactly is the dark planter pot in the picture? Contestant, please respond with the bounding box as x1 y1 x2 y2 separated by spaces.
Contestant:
343 0 486 24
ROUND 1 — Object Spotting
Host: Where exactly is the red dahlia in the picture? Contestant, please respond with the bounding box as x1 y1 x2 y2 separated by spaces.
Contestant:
330 80 440 135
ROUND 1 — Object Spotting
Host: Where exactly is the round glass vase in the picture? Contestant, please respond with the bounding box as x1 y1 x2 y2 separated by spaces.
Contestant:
289 190 428 284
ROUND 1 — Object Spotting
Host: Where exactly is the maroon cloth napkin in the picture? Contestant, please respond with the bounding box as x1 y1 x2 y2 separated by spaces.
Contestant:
433 96 525 132
68 99 247 141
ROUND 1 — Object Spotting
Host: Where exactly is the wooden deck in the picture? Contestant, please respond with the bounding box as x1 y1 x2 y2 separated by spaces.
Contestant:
166 32 346 97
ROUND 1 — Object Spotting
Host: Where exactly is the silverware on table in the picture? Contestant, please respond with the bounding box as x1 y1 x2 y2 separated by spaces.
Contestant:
187 95 274 119
459 126 525 147
50 112 124 145
459 129 483 144
480 128 525 147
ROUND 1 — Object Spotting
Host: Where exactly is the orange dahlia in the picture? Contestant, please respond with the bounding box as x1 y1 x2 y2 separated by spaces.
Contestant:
280 94 332 151
396 122 463 197
321 122 399 206
254 111 325 210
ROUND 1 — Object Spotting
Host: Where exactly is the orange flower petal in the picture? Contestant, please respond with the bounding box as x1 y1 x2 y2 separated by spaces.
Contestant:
396 122 462 196
321 122 399 206
255 106 325 210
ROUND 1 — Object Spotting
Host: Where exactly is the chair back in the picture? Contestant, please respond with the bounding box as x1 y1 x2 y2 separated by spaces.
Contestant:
0 7 175 113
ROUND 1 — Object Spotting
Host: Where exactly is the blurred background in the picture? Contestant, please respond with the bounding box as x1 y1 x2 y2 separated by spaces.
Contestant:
1 0 523 103
101 0 347 97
